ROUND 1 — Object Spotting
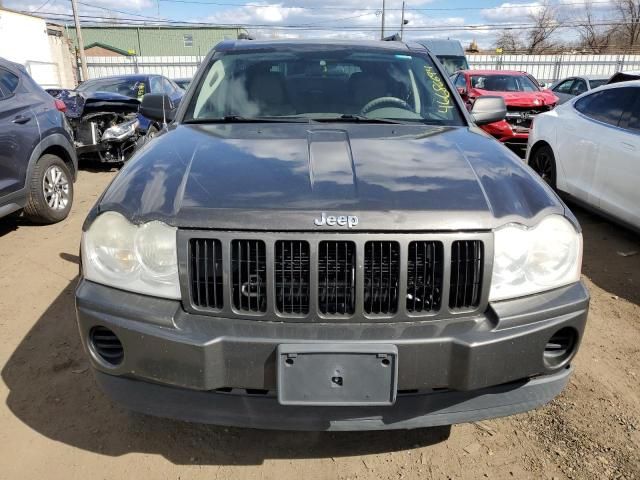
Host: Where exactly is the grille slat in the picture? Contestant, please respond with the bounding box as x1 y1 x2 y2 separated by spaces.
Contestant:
449 240 484 310
232 239 267 313
275 240 310 314
318 241 355 315
190 238 223 310
407 241 444 313
364 241 400 315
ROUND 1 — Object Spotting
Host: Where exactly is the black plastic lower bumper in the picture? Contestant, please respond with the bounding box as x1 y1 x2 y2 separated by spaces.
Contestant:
75 280 589 429
95 367 571 431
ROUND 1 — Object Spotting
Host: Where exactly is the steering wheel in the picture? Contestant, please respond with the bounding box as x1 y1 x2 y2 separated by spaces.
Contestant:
361 96 412 115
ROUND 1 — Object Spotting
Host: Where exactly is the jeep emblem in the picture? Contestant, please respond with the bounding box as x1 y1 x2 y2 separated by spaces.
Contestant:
314 212 358 228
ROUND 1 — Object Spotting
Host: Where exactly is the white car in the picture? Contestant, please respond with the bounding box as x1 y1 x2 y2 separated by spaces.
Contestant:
527 80 640 231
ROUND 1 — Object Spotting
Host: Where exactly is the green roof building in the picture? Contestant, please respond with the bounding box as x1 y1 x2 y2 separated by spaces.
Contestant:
66 25 247 57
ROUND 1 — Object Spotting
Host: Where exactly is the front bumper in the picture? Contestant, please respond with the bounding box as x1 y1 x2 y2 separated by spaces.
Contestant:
75 280 589 430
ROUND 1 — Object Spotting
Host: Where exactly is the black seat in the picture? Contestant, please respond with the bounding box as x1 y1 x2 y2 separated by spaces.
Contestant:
347 72 387 112
246 72 294 116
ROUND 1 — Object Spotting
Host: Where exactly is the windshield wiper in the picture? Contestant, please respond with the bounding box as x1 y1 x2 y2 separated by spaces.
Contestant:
311 114 405 124
183 115 310 124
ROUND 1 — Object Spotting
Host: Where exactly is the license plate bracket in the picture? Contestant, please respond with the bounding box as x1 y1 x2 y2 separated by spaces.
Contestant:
277 344 398 406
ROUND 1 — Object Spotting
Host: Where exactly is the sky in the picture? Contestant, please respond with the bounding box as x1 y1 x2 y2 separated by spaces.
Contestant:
5 0 620 49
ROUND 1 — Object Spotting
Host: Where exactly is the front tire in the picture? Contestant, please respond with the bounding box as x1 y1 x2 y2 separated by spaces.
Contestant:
530 144 557 190
23 154 74 224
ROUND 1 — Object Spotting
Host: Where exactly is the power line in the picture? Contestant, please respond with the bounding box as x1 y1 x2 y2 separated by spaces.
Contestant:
34 10 640 33
152 0 619 12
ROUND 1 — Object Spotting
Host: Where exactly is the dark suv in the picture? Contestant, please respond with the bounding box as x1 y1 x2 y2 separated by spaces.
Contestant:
0 58 77 223
75 40 589 431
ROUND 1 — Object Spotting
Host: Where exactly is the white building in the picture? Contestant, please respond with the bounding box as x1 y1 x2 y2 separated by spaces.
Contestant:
0 8 76 88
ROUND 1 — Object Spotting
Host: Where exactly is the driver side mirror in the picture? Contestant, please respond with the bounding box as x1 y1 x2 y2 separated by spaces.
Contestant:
471 96 506 125
140 94 177 123
457 86 467 97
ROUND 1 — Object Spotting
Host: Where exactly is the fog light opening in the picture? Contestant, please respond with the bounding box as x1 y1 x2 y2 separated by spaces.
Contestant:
544 327 577 369
89 326 124 367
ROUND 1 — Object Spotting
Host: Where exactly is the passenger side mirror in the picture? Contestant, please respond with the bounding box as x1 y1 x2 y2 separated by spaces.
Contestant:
471 96 507 126
457 86 467 96
140 94 177 123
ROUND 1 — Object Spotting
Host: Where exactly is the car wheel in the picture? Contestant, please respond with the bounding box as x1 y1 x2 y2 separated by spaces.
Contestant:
530 144 557 190
23 154 74 224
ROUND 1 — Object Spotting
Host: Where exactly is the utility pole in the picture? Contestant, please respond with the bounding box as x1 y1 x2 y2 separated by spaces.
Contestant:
380 0 385 40
71 0 89 81
400 1 406 40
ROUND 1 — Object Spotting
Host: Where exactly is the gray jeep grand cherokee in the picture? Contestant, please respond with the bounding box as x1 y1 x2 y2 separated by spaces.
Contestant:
75 40 589 431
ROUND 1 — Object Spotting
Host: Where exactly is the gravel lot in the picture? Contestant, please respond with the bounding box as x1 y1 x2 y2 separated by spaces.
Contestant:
0 167 638 480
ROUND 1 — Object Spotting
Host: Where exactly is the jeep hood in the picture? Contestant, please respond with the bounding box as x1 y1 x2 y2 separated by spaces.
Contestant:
471 89 559 108
97 123 563 231
58 90 140 119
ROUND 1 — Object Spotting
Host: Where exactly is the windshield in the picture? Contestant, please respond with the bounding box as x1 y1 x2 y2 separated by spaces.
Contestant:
471 74 540 92
437 55 469 75
76 78 146 99
184 47 464 125
589 79 608 89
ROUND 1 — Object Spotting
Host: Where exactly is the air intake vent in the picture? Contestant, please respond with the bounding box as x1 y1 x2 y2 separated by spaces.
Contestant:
407 241 444 313
449 240 484 310
318 241 356 315
275 240 311 314
89 326 124 366
232 240 267 312
364 241 400 314
190 238 224 310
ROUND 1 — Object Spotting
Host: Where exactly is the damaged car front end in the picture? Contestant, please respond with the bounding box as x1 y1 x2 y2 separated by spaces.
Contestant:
59 90 141 163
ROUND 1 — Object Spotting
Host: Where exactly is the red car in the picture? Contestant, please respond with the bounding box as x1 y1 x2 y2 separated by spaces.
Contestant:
451 70 559 156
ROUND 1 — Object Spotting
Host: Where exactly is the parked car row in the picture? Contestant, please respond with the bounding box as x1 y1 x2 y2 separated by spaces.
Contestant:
0 58 194 225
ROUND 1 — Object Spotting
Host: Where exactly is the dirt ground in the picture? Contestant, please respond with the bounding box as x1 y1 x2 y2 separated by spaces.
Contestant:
0 167 638 480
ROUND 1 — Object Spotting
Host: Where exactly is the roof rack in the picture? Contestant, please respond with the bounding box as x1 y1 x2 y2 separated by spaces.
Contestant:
382 34 401 41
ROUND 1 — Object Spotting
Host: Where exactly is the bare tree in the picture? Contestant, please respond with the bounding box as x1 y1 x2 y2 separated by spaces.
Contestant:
613 0 640 48
576 0 613 52
525 2 562 53
495 31 522 52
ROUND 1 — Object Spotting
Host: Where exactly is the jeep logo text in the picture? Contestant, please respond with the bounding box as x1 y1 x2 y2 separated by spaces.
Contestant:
314 212 358 228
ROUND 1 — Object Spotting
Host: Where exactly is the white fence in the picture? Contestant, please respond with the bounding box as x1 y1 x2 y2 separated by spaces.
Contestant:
85 53 640 83
468 54 640 83
85 56 203 81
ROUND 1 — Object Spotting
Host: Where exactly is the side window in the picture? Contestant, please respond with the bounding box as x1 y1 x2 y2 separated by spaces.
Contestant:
553 79 574 94
454 74 467 91
0 69 19 97
625 94 640 132
571 79 587 96
574 88 635 127
162 77 175 95
149 76 164 94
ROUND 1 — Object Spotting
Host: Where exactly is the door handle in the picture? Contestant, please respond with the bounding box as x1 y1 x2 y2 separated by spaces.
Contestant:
12 115 31 124
621 142 636 151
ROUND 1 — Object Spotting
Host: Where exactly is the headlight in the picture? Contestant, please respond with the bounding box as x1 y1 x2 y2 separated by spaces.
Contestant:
490 215 582 302
101 118 139 142
81 211 180 299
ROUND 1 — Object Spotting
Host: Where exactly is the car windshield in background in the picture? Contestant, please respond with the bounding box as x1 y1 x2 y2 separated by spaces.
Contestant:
437 55 469 75
471 74 540 92
184 48 464 125
589 79 608 89
76 78 146 99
